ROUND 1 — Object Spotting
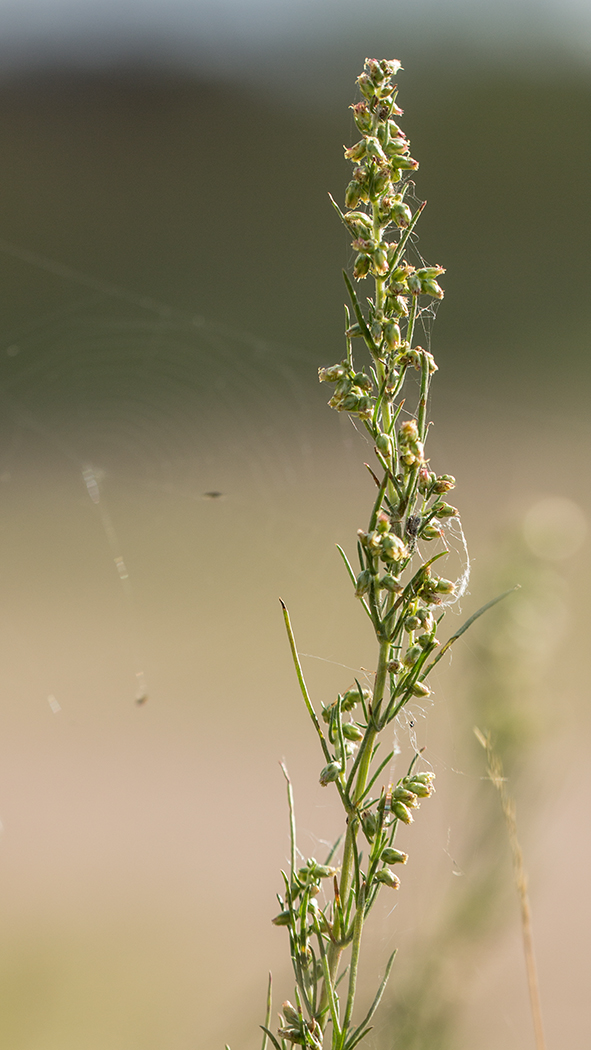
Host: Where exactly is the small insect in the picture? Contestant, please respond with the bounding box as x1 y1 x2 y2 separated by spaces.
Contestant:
409 719 415 728
202 491 224 500
405 514 421 540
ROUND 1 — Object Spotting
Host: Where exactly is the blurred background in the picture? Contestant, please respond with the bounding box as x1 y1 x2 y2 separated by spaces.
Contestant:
0 1 589 1048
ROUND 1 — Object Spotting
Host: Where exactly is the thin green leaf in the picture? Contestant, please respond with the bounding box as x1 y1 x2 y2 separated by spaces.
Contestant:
280 763 297 884
344 1026 373 1050
346 948 397 1046
359 751 394 802
261 973 273 1050
342 270 379 355
260 1027 282 1050
335 546 373 622
420 586 520 678
280 600 332 764
387 200 426 275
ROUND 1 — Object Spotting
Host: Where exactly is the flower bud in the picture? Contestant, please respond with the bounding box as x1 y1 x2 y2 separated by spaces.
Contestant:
380 575 402 595
417 608 434 630
362 811 379 840
434 503 458 518
393 154 419 171
386 293 409 316
353 371 373 391
411 680 431 698
404 614 421 631
435 578 455 594
383 321 402 349
381 847 408 864
272 909 291 926
389 196 412 227
350 101 373 134
386 658 401 673
380 534 408 562
344 210 373 235
375 868 400 889
353 253 370 280
366 58 386 84
355 570 372 598
432 474 455 494
341 686 370 710
357 73 376 99
421 525 441 541
342 722 364 741
372 247 389 276
376 432 393 456
282 1002 301 1027
319 762 341 786
392 800 413 823
344 139 367 162
421 278 444 298
404 777 435 798
417 632 437 650
318 363 347 383
403 644 422 668
345 180 363 209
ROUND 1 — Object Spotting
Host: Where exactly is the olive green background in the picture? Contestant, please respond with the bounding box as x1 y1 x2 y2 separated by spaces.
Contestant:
0 44 588 1050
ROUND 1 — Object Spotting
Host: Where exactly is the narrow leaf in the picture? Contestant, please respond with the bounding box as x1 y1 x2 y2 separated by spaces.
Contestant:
421 586 520 678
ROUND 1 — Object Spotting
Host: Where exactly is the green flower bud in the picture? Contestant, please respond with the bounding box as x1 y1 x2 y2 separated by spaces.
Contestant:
282 1001 301 1027
344 139 368 162
381 847 408 864
403 643 423 667
383 321 402 349
434 502 458 518
376 432 393 456
435 578 455 593
319 762 341 786
357 72 376 99
318 363 347 383
421 524 441 541
344 210 373 236
350 101 373 134
392 800 414 824
355 569 372 598
393 154 419 171
433 474 456 494
372 247 389 276
345 180 363 209
366 58 387 84
380 574 403 594
355 395 372 418
404 614 421 631
380 533 408 562
389 197 413 227
353 253 370 280
342 722 364 741
411 680 431 697
341 686 371 710
417 632 437 650
362 811 379 840
393 785 419 806
375 868 400 889
302 859 338 879
386 293 409 316
353 371 373 391
421 278 444 298
404 777 435 798
271 909 292 926
386 658 402 673
417 608 434 630
407 272 422 294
